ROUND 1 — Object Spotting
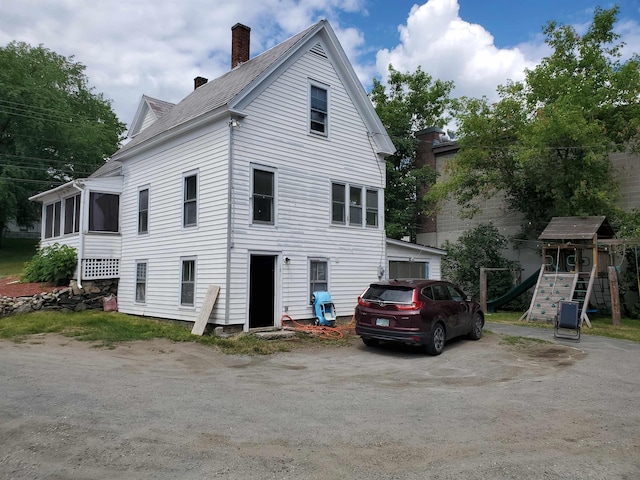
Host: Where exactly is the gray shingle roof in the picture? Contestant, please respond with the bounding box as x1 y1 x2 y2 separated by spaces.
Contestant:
144 95 175 117
538 216 615 240
113 22 317 158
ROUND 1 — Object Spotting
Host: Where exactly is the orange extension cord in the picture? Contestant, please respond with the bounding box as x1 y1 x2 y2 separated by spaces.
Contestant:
280 314 355 340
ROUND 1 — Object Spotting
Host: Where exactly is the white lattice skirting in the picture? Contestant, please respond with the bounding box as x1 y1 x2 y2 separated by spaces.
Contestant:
82 258 120 280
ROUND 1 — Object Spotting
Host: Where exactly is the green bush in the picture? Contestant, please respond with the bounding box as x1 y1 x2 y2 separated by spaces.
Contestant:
23 243 77 285
442 223 520 300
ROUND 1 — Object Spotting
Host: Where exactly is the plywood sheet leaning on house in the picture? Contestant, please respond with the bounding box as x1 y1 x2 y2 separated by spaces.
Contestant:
191 285 220 336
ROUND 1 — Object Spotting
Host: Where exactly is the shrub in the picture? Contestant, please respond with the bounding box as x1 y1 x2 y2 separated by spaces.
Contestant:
442 223 520 300
23 243 77 285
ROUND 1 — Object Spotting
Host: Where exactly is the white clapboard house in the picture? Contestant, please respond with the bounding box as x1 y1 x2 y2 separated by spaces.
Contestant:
30 20 446 330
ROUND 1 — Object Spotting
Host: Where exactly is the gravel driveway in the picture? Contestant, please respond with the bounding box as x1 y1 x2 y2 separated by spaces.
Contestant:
1 322 639 479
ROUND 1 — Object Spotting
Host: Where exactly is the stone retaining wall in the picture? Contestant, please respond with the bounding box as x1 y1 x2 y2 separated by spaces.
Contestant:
0 279 118 317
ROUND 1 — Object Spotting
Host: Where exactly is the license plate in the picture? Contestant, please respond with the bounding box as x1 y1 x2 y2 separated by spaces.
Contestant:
376 318 389 327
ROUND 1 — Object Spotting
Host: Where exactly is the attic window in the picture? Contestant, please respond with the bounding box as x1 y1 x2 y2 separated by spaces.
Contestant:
310 84 328 135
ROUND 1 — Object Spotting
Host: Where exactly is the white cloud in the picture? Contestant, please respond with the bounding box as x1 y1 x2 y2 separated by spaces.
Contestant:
375 0 538 102
1 0 638 136
0 0 368 130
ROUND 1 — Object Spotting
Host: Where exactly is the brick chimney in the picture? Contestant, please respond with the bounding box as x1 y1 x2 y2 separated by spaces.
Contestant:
231 23 251 68
415 128 446 235
194 76 208 90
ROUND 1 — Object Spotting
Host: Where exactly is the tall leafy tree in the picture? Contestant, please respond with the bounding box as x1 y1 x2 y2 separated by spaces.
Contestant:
427 6 640 238
0 42 125 246
370 65 454 240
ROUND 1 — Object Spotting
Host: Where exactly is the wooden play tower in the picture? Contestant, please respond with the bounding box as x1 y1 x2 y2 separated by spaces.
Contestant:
524 216 616 327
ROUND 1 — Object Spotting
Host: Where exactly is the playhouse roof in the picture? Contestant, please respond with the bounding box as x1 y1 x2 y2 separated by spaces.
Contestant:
538 216 615 241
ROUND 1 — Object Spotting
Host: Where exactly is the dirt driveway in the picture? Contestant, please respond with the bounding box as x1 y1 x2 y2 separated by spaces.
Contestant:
1 322 639 479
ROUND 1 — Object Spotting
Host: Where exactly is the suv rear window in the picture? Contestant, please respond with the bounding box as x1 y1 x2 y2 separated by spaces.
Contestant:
363 285 414 304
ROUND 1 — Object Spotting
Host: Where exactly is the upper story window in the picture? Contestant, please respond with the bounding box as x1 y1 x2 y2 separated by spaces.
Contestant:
331 182 380 229
366 189 379 227
44 201 61 239
138 188 149 234
310 84 328 135
183 173 198 228
252 167 274 224
63 194 81 235
331 183 345 224
349 186 362 226
89 192 119 232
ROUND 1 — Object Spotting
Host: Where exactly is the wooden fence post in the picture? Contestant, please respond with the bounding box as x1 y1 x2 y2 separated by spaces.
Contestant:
608 266 621 327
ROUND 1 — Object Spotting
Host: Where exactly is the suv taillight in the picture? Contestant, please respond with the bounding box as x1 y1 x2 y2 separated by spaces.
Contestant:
357 297 372 307
395 289 423 310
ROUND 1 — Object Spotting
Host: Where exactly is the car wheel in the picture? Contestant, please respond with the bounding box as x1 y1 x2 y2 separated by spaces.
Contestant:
468 312 483 340
362 337 379 347
425 322 445 356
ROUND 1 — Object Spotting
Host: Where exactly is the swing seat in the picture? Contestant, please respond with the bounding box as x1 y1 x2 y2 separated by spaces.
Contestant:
554 301 580 342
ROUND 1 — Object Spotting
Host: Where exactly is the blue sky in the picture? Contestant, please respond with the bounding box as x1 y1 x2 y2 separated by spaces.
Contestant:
2 0 639 130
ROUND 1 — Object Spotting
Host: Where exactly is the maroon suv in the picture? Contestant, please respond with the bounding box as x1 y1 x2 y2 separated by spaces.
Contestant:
355 279 484 355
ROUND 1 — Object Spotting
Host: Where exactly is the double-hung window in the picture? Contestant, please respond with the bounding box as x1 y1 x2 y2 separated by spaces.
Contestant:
309 259 328 302
366 189 379 227
310 84 328 135
183 173 198 228
138 188 149 234
136 261 147 303
63 194 81 235
331 183 345 224
349 186 363 226
181 258 196 306
331 182 380 228
252 168 274 224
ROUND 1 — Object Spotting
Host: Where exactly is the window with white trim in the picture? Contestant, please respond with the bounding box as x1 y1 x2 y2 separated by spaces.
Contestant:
135 261 147 303
45 200 61 238
252 168 274 224
331 183 345 224
389 261 428 279
310 84 328 135
138 188 149 234
64 194 81 235
180 258 196 306
309 259 328 302
366 189 378 227
331 182 380 228
183 173 198 228
349 186 362 226
88 192 119 232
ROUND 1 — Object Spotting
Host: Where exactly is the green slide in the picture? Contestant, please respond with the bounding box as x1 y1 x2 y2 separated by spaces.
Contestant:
486 268 541 313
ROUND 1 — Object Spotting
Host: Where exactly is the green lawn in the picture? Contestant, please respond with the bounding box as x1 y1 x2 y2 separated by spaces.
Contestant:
0 237 39 278
0 310 344 354
487 311 640 343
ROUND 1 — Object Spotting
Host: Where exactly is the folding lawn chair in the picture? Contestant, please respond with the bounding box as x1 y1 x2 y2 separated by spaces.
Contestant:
554 300 581 342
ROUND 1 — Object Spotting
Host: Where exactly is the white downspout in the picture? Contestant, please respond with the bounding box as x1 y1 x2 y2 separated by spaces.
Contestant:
225 119 237 327
72 181 85 289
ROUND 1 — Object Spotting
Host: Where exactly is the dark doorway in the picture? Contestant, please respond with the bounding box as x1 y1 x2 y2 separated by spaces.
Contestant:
249 255 276 329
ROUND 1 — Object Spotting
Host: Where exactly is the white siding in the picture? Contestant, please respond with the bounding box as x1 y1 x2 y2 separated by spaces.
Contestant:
227 48 386 325
116 122 230 322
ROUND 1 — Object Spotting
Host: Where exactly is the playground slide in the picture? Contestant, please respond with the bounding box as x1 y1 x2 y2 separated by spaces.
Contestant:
486 268 541 313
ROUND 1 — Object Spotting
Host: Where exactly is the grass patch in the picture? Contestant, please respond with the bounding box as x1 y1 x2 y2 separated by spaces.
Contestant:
0 237 39 278
487 311 640 343
0 310 340 354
